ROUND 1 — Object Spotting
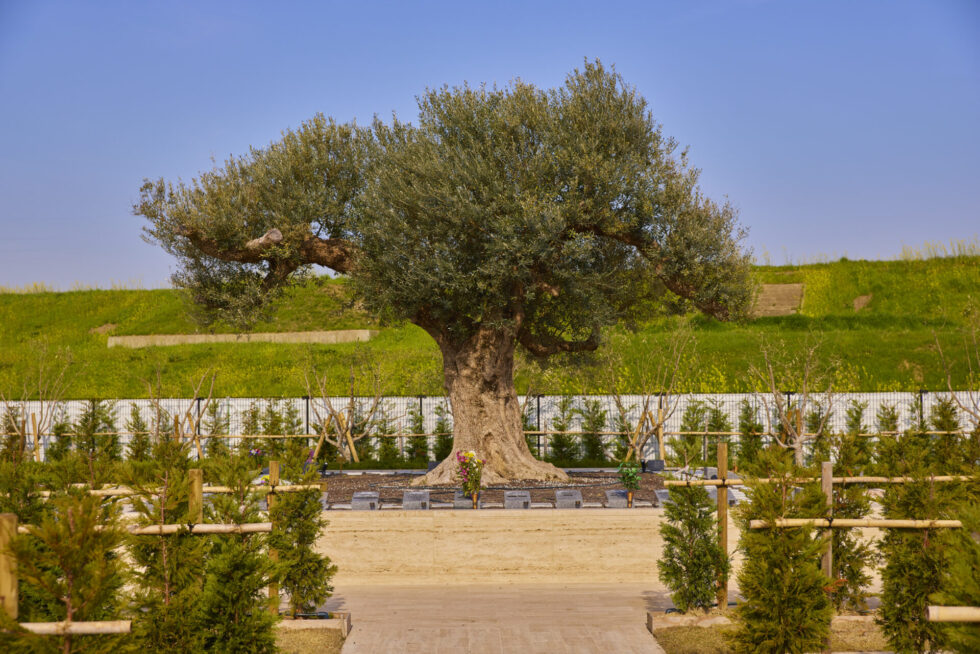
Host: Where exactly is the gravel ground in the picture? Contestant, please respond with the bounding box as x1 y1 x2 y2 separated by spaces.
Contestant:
319 470 665 506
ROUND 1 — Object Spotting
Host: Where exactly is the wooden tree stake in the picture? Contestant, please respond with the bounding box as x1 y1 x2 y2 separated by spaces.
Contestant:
188 469 203 523
0 513 16 620
656 408 666 460
268 460 279 614
821 460 833 654
31 413 39 462
717 442 728 609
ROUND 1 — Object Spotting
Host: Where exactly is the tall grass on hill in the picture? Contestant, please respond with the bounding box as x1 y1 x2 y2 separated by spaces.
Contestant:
2 258 980 397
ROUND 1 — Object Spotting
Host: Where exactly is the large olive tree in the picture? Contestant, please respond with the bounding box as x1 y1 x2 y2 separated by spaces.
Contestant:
136 62 753 484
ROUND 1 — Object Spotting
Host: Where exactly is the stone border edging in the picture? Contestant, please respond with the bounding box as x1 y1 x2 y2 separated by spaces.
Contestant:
278 612 351 638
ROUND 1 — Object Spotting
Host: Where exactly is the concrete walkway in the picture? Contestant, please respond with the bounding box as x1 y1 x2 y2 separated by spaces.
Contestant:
325 583 668 654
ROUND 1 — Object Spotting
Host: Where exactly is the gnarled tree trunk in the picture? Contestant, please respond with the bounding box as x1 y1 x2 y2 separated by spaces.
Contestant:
413 326 569 485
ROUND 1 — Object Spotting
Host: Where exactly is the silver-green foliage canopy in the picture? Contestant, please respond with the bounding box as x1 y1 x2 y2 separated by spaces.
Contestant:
137 61 753 351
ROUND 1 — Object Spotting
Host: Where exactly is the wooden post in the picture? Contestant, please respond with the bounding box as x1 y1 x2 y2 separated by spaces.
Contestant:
717 442 728 609
656 408 666 460
31 413 40 462
19 418 26 459
173 415 181 442
0 513 17 620
820 461 833 654
188 469 203 524
268 460 279 615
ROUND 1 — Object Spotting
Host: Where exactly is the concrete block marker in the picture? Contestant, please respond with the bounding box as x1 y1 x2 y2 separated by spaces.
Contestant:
351 491 379 511
402 490 430 510
555 489 583 509
654 490 672 507
605 489 629 508
504 490 531 509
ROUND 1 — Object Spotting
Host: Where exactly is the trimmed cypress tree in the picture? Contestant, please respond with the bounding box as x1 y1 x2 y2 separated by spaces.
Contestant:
876 445 961 652
76 399 120 460
704 402 733 468
432 403 453 461
547 396 580 464
657 484 729 612
203 400 231 461
731 451 832 653
125 403 152 462
373 404 402 466
825 431 876 612
0 406 24 463
199 454 278 654
269 465 337 616
577 398 608 464
0 459 53 625
736 400 765 474
522 401 540 457
45 412 74 462
673 400 708 468
931 500 980 653
2 493 130 654
405 403 429 464
128 438 207 651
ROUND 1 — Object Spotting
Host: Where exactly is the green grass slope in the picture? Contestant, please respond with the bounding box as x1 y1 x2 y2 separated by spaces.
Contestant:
1 259 978 398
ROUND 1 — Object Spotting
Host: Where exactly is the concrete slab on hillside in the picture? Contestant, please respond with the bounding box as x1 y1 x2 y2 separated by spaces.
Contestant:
107 330 377 348
751 283 804 317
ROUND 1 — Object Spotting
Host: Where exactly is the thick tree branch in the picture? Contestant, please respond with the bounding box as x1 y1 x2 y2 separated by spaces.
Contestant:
180 226 357 274
517 326 600 357
568 223 732 321
298 235 357 274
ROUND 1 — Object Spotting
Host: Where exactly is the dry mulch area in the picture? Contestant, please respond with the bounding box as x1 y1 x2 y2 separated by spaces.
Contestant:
319 470 665 506
654 620 888 653
276 628 344 654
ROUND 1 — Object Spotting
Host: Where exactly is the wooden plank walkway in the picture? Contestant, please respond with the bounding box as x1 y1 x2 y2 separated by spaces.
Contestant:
325 583 668 653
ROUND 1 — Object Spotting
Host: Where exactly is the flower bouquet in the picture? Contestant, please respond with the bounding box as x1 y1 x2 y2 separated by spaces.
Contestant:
454 450 485 508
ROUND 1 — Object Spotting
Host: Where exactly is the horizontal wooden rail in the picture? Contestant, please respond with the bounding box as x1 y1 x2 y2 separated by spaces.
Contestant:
38 483 322 498
12 428 969 439
926 605 980 622
18 620 132 635
664 475 973 487
17 522 272 535
750 518 962 529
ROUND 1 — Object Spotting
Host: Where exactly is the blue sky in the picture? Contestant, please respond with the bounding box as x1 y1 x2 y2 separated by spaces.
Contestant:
0 0 977 289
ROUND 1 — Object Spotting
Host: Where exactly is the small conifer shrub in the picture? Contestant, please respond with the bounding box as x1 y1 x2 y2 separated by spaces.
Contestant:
432 403 453 461
731 451 832 653
657 484 729 612
547 396 580 464
931 501 980 653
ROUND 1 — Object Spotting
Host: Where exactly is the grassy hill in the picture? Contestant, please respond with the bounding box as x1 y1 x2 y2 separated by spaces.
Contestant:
2 258 979 399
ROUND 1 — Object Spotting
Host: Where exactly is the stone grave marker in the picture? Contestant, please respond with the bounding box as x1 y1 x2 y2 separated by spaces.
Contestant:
402 490 430 510
654 489 672 507
504 490 531 509
605 489 629 508
642 459 665 473
555 489 583 509
352 491 379 510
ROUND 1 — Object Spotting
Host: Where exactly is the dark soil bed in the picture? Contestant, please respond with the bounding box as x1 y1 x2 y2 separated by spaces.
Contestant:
320 470 665 506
